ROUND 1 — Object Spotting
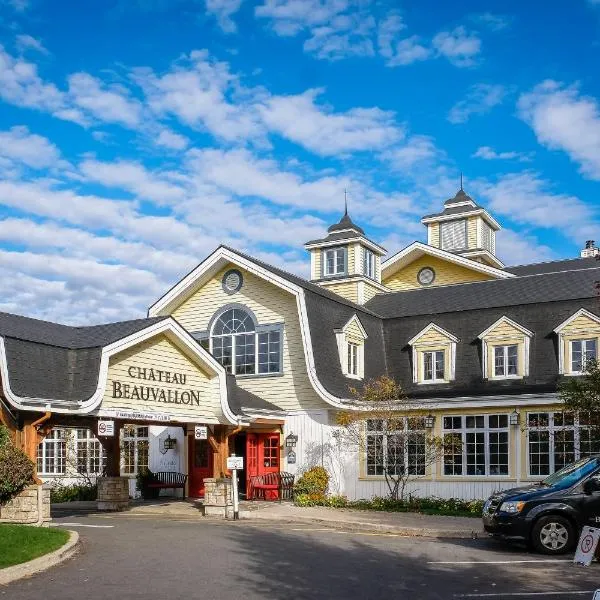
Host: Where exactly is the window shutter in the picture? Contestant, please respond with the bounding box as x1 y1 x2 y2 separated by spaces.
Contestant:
441 220 467 250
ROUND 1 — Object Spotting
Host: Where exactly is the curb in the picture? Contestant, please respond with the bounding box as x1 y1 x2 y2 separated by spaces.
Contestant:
0 530 80 586
240 512 482 539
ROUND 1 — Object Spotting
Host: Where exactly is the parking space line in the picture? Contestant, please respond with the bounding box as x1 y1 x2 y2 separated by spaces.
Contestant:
54 522 115 528
455 592 594 598
430 559 571 565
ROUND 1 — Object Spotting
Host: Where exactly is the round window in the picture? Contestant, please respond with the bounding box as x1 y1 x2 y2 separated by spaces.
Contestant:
222 269 243 294
417 267 435 286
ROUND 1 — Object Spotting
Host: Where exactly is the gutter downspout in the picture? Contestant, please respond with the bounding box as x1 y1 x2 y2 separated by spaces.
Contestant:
31 411 52 488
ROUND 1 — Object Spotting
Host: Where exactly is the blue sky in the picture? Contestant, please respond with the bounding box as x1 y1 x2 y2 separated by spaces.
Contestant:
0 0 599 324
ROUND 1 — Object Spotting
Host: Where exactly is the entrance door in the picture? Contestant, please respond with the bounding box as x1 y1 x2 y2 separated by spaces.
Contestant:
246 433 280 499
188 438 213 498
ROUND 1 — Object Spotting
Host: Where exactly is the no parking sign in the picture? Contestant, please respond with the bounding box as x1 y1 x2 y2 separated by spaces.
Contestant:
574 526 600 566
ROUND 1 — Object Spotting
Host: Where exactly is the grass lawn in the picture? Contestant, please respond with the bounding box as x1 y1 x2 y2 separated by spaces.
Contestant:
0 524 69 568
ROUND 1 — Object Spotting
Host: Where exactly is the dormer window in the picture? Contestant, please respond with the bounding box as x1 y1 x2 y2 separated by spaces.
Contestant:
494 345 518 377
335 314 367 379
554 309 600 376
571 339 597 374
440 219 467 251
323 247 346 276
363 248 375 279
408 323 458 385
423 350 445 382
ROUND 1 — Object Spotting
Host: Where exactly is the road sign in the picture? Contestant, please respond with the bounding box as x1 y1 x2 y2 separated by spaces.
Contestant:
574 526 600 565
194 425 208 440
227 455 244 470
97 420 115 437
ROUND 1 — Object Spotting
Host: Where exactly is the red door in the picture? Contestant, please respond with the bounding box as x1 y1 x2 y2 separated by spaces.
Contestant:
246 433 280 500
188 438 213 498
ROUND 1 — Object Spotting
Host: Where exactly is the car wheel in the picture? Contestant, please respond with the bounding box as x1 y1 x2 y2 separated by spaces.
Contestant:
531 515 574 555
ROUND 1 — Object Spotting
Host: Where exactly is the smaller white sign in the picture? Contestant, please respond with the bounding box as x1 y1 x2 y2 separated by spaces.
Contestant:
574 526 600 566
97 420 115 437
227 456 244 470
194 425 208 440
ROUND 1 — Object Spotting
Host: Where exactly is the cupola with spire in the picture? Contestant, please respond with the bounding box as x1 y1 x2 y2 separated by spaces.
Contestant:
420 185 503 269
304 200 387 304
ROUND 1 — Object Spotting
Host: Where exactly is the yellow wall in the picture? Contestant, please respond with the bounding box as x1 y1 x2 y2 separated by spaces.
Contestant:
320 281 359 303
103 334 224 422
310 249 321 280
344 318 365 343
383 254 493 291
171 265 327 411
482 320 529 379
428 223 440 247
411 327 455 384
363 281 381 303
467 216 478 249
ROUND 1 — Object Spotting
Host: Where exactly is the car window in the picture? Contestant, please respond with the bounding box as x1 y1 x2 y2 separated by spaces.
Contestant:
541 457 600 489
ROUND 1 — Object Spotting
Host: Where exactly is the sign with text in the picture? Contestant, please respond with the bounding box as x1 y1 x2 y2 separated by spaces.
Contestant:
194 426 208 440
97 420 115 437
574 526 600 566
227 456 244 470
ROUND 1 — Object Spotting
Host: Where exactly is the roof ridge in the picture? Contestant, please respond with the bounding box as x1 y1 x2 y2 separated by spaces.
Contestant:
507 256 598 269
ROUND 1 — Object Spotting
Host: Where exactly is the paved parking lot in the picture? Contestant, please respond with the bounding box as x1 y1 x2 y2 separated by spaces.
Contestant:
3 514 600 600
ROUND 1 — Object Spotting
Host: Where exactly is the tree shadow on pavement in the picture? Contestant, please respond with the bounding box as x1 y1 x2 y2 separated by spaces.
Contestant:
224 524 600 600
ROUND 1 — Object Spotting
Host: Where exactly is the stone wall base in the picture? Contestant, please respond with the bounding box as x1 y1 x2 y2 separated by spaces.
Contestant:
0 484 50 525
202 477 232 518
97 477 129 511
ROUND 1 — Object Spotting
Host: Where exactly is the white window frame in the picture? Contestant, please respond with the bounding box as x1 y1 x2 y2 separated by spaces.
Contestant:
336 314 367 380
323 247 346 277
442 414 510 477
554 308 600 375
209 307 283 377
493 344 519 379
74 428 106 475
37 429 67 476
570 338 597 375
440 219 467 251
121 425 149 477
408 323 458 385
422 350 445 383
527 411 600 477
363 248 375 279
347 341 359 376
365 418 427 477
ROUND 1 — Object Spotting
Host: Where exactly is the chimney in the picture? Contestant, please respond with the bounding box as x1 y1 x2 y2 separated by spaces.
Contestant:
581 240 600 258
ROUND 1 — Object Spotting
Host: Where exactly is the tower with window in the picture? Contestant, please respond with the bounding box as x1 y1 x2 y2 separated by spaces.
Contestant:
421 188 503 268
304 207 387 304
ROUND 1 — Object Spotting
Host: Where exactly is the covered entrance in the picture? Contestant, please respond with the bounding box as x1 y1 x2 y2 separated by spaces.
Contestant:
246 432 281 500
188 437 213 497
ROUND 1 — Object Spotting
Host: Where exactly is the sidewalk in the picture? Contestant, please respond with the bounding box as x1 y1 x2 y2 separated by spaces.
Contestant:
52 500 483 539
240 503 483 539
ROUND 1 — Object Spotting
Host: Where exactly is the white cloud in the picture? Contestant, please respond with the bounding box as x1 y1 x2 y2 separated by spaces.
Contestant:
473 146 533 162
205 0 243 33
155 128 189 150
384 36 431 66
259 88 402 155
2 0 29 11
133 50 265 142
15 35 49 55
432 26 481 67
68 72 142 128
475 171 598 241
495 229 555 265
518 80 600 180
448 83 505 124
470 13 511 32
377 12 405 58
0 126 61 169
384 135 440 170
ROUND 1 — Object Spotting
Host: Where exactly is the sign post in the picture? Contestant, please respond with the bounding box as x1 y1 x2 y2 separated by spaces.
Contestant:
226 454 244 520
574 526 600 566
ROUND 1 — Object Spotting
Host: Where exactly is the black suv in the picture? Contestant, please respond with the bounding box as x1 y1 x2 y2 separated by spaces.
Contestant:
483 456 600 554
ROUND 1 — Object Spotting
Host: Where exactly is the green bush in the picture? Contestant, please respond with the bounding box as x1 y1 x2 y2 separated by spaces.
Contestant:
293 466 329 503
294 492 485 517
50 484 97 503
0 425 35 505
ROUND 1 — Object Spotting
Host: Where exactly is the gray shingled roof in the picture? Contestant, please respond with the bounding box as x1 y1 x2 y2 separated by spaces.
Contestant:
304 229 364 246
422 204 481 220
505 256 599 276
365 266 600 318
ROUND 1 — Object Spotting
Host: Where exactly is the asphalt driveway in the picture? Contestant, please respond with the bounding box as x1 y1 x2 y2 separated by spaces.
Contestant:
3 513 600 600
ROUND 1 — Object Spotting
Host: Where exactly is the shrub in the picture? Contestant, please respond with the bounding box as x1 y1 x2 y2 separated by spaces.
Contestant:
50 484 97 503
0 425 35 505
293 466 329 503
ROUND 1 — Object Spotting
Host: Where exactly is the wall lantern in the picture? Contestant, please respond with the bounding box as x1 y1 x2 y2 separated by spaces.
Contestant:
285 432 298 448
509 410 520 427
424 414 435 429
163 434 177 451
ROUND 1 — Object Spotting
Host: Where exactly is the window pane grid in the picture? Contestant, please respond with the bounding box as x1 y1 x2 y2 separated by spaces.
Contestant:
423 351 444 381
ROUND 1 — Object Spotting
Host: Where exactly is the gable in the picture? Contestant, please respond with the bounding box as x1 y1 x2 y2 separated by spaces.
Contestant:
383 254 494 291
408 323 458 346
554 309 600 335
478 316 533 341
102 333 225 423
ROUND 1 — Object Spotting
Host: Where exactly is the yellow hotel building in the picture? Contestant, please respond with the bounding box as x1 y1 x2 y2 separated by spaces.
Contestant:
2 188 600 502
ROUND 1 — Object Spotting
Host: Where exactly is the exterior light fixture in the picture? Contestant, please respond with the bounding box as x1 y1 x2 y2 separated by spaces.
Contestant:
163 434 177 450
285 432 298 448
424 414 435 428
509 410 520 426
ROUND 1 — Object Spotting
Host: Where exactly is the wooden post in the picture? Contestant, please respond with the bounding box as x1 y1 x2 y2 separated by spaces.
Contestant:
94 420 122 477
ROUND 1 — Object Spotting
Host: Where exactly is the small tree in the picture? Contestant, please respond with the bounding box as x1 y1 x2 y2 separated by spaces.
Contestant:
0 424 35 504
335 376 457 501
560 359 600 430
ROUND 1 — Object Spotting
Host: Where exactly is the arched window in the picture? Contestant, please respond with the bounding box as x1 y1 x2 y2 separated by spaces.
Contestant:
210 307 282 376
